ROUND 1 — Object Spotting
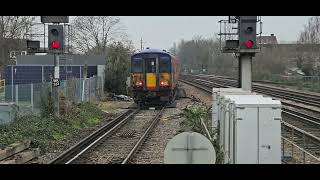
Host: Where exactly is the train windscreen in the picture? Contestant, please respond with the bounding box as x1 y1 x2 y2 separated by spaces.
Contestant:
131 57 143 73
132 54 171 73
159 55 171 73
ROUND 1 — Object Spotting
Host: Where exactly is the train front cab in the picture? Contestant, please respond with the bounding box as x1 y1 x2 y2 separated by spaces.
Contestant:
130 53 175 106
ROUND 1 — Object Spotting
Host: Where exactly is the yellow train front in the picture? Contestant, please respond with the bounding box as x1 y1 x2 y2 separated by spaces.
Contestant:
129 49 180 107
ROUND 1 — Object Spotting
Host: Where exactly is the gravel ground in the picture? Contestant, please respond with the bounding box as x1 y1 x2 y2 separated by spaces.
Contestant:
129 83 213 164
72 110 160 164
180 82 212 105
29 101 132 164
129 98 190 164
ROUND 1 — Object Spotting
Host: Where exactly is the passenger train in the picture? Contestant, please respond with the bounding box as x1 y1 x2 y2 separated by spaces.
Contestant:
128 49 181 107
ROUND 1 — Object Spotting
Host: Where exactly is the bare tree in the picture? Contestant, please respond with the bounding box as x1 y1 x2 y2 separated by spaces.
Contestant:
0 16 36 71
296 16 320 76
0 16 36 39
298 16 320 44
71 16 127 55
173 35 236 76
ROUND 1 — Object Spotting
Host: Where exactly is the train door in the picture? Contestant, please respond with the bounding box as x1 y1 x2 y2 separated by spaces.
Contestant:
145 57 157 90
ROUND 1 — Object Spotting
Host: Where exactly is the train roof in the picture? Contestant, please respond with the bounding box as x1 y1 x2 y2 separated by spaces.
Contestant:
133 49 172 56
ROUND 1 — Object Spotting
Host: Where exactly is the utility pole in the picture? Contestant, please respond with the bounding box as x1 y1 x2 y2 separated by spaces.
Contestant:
140 38 147 50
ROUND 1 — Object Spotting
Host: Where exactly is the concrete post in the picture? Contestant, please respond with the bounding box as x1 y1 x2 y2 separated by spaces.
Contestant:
31 83 34 112
53 54 60 117
239 54 252 91
15 85 18 105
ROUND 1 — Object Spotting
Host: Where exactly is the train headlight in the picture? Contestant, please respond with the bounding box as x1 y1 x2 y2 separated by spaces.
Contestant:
135 81 143 87
160 80 169 87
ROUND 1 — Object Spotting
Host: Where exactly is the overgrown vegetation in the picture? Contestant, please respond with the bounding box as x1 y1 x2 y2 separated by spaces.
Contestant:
39 86 55 118
180 104 224 164
0 102 104 151
180 105 211 134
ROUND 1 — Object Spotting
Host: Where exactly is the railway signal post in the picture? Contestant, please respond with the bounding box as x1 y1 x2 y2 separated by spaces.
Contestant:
41 16 68 116
219 16 261 92
49 25 64 117
217 17 284 164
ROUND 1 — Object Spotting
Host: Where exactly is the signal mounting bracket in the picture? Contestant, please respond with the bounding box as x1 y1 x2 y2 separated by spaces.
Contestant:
218 16 262 55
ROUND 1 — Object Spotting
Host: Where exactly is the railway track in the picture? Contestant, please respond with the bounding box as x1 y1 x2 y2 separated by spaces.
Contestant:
186 74 320 109
49 107 165 164
182 74 320 115
179 76 320 162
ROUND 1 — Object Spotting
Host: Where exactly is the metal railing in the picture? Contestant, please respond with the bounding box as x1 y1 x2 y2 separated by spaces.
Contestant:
281 121 320 164
281 137 320 164
0 76 104 116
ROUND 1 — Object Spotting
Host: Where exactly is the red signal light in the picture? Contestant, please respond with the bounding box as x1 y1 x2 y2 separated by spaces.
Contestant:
245 40 253 48
51 41 60 49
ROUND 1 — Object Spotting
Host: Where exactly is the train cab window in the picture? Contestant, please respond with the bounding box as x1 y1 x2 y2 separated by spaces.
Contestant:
159 56 171 73
131 57 143 73
145 58 156 73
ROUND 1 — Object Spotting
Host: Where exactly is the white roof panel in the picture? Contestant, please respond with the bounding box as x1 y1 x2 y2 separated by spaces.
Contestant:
223 95 281 107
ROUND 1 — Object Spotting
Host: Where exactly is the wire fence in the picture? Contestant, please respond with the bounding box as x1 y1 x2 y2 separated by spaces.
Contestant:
0 79 5 101
1 76 104 115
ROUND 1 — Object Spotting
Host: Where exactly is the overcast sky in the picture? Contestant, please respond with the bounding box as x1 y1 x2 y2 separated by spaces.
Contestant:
120 16 312 50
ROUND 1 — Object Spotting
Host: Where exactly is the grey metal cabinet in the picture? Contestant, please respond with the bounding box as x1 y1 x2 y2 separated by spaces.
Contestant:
218 95 281 164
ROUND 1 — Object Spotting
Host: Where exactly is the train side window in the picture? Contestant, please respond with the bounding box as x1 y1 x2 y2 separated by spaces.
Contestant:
159 56 171 73
131 58 143 73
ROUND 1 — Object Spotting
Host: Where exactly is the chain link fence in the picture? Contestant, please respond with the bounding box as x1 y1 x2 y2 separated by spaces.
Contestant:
1 76 104 115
